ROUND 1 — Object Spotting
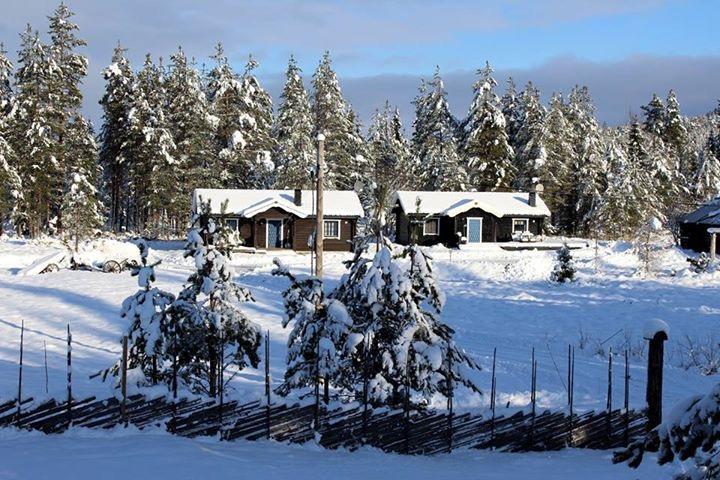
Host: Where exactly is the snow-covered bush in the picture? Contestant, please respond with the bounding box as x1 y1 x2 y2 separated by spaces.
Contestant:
272 258 353 398
550 244 576 283
332 242 481 406
171 200 261 397
614 382 720 479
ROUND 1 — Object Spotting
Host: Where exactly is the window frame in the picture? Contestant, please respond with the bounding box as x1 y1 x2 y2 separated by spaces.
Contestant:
423 217 440 236
512 218 530 233
323 219 341 240
225 218 239 232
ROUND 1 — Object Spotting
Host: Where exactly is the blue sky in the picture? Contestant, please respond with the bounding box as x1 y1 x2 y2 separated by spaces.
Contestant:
1 0 718 126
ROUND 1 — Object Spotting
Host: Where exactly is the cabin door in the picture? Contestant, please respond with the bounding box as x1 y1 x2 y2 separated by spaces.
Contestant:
267 219 283 249
467 218 483 243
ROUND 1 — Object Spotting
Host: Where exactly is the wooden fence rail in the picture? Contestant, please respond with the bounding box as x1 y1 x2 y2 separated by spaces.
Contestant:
0 394 646 455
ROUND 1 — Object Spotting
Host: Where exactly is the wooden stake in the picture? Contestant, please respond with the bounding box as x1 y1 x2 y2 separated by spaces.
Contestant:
265 330 271 440
362 335 369 440
67 324 72 427
490 347 497 449
315 133 325 279
645 330 668 431
606 347 613 446
16 319 24 425
624 349 630 444
314 340 321 427
121 335 128 427
43 340 49 395
446 348 454 453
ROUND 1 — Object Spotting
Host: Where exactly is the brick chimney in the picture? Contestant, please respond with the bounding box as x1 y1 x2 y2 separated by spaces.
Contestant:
529 182 544 208
294 188 302 206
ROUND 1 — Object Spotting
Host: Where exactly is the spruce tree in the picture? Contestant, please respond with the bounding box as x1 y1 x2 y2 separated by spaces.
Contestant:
413 68 467 191
693 135 720 201
166 47 218 200
550 244 576 283
500 77 522 152
311 51 360 189
642 94 666 138
273 55 316 189
172 200 261 396
664 90 694 181
463 62 515 191
542 94 574 228
513 82 547 191
272 259 353 397
0 44 21 233
99 44 134 232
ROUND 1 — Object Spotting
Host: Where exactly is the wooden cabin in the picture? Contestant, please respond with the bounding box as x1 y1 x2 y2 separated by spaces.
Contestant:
192 188 364 251
679 197 720 254
391 187 550 247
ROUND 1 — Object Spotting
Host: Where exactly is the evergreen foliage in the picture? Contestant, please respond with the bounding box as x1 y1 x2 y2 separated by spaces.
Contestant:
550 244 576 283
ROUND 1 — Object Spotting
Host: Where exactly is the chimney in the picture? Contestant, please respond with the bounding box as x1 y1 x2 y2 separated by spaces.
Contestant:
294 188 302 206
529 182 544 208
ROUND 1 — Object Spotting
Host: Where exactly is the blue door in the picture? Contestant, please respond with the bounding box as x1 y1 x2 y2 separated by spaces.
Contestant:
467 218 482 243
267 220 282 248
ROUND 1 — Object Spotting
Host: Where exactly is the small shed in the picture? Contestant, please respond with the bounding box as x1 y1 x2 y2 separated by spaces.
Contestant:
390 187 551 247
192 188 364 251
679 197 720 255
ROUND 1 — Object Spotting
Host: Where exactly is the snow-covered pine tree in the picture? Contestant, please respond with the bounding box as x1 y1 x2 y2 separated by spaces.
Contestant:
166 47 218 201
99 43 134 232
126 54 177 234
273 55 316 189
463 62 515 191
693 136 720 201
9 26 58 237
512 82 547 191
642 94 666 138
332 243 481 406
664 90 694 182
271 258 353 397
500 77 523 152
231 55 275 188
550 244 576 283
0 44 22 233
541 93 574 228
172 200 261 396
61 116 104 250
120 240 175 385
311 51 362 189
640 96 679 210
413 68 468 191
564 86 605 236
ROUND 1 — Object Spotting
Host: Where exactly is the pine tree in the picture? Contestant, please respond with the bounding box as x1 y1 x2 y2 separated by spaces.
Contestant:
172 200 261 396
0 43 22 232
513 82 547 191
641 96 678 208
273 55 316 189
61 116 104 250
272 259 353 397
541 94 574 227
332 244 480 406
119 241 175 385
311 51 361 189
665 90 694 181
463 62 515 191
550 244 576 283
413 68 467 191
99 44 134 232
126 54 177 234
500 77 522 151
693 135 720 201
166 47 218 201
642 94 666 138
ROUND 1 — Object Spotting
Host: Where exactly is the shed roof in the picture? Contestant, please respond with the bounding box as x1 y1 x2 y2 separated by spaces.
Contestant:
391 191 551 218
681 197 720 226
192 189 364 218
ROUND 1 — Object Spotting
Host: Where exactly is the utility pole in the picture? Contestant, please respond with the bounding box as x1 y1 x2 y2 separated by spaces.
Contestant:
315 133 325 279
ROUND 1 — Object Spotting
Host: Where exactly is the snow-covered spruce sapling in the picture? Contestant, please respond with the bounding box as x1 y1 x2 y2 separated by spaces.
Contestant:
117 240 175 386
333 243 481 406
614 382 720 479
550 244 576 283
172 199 261 397
272 258 353 398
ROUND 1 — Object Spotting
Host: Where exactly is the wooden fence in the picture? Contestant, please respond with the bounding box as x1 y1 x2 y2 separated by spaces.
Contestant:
0 393 646 454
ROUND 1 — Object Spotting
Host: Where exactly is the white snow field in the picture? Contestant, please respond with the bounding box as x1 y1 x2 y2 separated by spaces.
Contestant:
0 237 717 479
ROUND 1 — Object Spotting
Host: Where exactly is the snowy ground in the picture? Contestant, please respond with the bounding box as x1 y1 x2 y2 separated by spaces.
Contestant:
0 236 716 478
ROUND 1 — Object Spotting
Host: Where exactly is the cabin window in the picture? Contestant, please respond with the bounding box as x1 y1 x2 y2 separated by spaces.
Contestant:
423 218 440 236
225 218 239 231
513 218 529 233
324 219 341 239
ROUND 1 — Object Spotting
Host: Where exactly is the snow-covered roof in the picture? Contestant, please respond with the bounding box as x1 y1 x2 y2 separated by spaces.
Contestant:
391 191 551 218
681 197 720 226
192 189 364 218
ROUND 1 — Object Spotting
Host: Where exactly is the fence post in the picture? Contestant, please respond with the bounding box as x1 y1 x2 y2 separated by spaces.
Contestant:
624 349 630 445
43 340 49 395
121 335 128 427
490 347 497 449
67 324 72 427
529 348 536 449
567 345 575 447
404 373 411 455
606 347 613 446
218 331 224 433
362 336 369 440
314 340 321 428
644 325 668 431
446 349 453 453
265 330 271 440
16 319 24 426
